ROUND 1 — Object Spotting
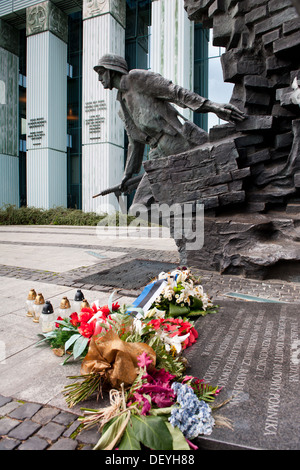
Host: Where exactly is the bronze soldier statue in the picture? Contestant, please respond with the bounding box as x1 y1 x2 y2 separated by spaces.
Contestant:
94 54 245 199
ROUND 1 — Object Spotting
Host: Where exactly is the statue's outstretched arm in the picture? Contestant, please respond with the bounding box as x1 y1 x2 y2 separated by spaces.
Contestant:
199 99 246 123
120 138 145 191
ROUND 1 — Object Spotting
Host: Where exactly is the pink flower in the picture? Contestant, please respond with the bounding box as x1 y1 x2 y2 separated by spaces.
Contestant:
133 393 151 415
137 352 153 369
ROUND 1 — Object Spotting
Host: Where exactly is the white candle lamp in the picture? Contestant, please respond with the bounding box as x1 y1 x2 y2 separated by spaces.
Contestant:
25 289 37 317
58 297 72 319
80 299 90 311
72 289 85 314
40 301 55 333
33 293 45 323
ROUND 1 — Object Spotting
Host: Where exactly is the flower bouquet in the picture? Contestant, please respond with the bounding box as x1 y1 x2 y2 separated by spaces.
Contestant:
148 268 218 319
33 267 230 450
78 352 227 451
36 300 121 363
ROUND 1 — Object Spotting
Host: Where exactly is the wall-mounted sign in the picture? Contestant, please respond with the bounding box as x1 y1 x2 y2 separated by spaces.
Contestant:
28 117 46 146
85 100 106 141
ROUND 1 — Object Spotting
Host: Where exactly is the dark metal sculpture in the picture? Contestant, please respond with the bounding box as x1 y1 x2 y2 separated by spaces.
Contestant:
94 53 245 194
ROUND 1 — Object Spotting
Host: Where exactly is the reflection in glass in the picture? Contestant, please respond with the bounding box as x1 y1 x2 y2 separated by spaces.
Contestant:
67 11 82 210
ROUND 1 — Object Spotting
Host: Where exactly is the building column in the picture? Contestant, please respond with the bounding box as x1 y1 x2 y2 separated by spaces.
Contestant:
82 0 126 214
26 1 68 209
150 0 194 120
0 20 20 207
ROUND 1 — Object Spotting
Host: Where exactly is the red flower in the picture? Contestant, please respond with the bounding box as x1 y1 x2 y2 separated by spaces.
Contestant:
148 318 198 350
79 307 95 323
70 312 80 326
55 316 64 328
99 305 110 316
99 302 120 316
78 321 95 338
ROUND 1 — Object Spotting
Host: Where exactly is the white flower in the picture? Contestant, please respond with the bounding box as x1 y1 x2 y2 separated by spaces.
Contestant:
162 285 175 301
162 332 191 354
133 318 144 335
144 307 166 319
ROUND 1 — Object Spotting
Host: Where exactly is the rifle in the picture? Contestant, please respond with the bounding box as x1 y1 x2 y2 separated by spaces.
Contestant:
92 174 143 199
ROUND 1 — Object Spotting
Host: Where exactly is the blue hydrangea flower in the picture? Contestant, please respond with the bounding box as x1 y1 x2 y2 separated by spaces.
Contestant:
168 382 215 438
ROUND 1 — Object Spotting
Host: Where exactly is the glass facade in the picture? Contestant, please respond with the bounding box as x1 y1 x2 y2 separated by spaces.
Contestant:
67 11 83 210
125 0 152 206
206 31 234 130
193 24 209 132
125 0 151 70
19 28 27 207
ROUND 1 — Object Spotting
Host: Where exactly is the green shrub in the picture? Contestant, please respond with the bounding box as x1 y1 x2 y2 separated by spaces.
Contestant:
0 205 137 226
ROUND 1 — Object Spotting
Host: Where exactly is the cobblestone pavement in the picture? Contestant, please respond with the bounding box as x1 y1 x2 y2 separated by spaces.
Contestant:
0 396 99 450
0 225 299 450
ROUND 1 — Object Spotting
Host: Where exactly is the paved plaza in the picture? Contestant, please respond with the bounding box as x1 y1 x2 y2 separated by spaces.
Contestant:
0 224 299 450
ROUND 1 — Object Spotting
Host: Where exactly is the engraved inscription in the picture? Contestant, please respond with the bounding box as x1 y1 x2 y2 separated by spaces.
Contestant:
185 301 300 449
84 100 106 141
28 118 46 146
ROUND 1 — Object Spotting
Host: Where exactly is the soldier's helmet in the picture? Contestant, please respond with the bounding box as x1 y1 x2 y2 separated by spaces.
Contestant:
94 54 128 75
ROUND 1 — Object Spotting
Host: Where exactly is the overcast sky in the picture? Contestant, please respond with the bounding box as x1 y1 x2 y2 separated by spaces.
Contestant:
207 32 234 129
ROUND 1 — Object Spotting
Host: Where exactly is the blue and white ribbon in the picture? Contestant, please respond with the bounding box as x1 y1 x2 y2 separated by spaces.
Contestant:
126 278 168 317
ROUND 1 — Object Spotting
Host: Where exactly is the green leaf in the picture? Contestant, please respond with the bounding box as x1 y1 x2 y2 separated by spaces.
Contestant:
64 334 81 352
169 303 190 316
125 305 145 317
118 419 141 450
108 291 116 313
72 335 89 359
165 422 190 450
94 413 130 450
55 319 72 328
191 297 203 309
131 415 173 450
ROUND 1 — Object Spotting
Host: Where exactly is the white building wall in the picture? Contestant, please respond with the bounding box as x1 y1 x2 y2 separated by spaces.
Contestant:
26 31 67 209
150 0 194 121
82 10 125 214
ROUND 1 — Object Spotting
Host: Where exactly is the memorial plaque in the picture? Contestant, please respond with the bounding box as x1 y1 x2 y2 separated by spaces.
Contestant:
28 117 47 146
84 100 106 141
185 300 300 450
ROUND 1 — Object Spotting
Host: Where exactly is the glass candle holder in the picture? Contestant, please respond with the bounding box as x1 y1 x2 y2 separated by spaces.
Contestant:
80 299 90 311
25 289 37 317
40 301 55 333
33 293 45 323
72 289 85 314
58 297 72 319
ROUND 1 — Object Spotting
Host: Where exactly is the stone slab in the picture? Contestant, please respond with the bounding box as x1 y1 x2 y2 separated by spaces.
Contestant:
185 300 300 450
76 260 178 290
